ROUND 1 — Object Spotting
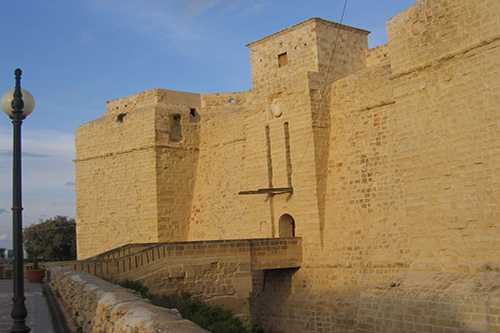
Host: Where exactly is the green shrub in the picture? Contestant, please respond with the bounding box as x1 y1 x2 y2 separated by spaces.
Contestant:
149 294 203 317
149 295 250 333
117 278 149 298
116 279 250 332
189 304 249 333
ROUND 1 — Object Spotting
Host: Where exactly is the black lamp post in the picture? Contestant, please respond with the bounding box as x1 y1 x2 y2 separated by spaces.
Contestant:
1 68 35 333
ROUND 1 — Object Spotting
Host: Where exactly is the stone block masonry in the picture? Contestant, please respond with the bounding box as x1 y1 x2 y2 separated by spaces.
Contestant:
48 266 207 333
57 238 302 322
75 89 202 258
356 271 500 332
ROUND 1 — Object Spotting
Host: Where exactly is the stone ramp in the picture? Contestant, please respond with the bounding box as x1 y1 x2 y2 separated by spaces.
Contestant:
50 238 302 319
56 238 302 280
85 242 158 260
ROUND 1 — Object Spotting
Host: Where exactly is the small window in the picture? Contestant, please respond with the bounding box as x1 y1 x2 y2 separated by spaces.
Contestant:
278 52 288 67
190 108 200 123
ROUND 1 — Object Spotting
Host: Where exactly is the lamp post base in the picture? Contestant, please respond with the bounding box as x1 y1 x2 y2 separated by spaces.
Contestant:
10 324 31 333
10 295 30 333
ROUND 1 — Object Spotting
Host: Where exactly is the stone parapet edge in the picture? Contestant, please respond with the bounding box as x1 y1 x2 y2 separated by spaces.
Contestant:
47 266 208 333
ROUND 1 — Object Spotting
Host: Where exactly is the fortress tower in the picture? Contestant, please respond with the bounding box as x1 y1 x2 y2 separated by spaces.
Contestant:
74 1 500 330
75 18 369 259
75 89 202 255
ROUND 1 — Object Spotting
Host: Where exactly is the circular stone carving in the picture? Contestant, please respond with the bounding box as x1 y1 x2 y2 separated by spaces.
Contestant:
272 99 282 117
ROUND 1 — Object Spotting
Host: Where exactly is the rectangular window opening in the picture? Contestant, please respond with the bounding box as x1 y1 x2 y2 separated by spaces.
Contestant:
278 52 288 67
189 108 200 123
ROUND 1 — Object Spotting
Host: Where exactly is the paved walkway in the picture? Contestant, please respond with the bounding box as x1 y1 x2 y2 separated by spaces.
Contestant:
0 279 54 333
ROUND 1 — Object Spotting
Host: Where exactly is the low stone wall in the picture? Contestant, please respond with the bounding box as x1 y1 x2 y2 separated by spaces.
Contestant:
48 266 207 333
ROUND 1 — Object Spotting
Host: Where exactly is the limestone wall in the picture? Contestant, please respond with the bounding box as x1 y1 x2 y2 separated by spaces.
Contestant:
323 61 404 276
386 0 500 272
387 0 500 78
48 266 207 333
56 238 302 324
187 96 249 240
75 89 202 259
366 43 389 67
237 18 369 261
75 107 160 259
250 0 500 331
356 271 500 332
105 88 201 116
247 18 368 91
315 0 500 283
251 270 500 332
76 18 371 260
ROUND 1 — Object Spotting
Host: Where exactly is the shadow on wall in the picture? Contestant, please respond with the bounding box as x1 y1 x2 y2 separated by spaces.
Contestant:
355 270 500 332
249 267 359 332
250 268 299 332
249 269 500 332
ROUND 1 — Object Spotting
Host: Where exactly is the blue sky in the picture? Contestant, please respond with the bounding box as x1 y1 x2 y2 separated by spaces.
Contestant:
0 0 416 249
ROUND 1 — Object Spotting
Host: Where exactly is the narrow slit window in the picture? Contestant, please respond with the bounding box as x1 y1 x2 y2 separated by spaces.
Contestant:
170 114 182 142
278 52 288 67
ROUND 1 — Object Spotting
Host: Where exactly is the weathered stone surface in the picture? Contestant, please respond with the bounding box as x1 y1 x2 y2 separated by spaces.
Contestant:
356 271 500 332
48 266 207 332
56 237 302 324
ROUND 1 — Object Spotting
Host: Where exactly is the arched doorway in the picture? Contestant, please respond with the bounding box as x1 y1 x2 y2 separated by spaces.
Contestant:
278 214 295 238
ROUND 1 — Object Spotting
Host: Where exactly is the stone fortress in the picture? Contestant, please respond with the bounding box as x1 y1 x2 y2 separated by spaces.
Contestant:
72 0 500 331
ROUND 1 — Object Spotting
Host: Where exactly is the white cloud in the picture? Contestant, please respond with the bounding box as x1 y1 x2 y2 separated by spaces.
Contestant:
82 0 255 57
0 128 74 158
0 128 76 192
180 0 260 18
0 126 76 248
80 30 96 43
180 0 221 18
85 0 196 41
243 3 265 14
23 128 75 158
